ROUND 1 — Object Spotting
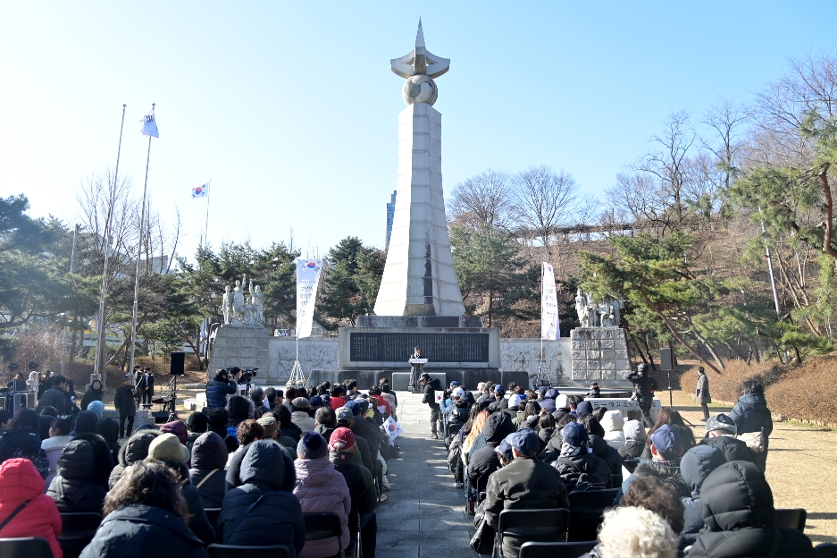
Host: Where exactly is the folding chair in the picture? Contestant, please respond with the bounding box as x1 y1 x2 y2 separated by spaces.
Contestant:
775 508 807 532
0 537 54 558
303 512 344 558
493 508 570 558
204 508 222 530
816 543 837 558
611 473 623 487
59 512 103 558
207 544 292 558
519 540 598 558
566 489 619 541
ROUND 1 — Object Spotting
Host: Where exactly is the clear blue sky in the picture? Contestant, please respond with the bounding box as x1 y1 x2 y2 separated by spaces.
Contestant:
1 2 834 261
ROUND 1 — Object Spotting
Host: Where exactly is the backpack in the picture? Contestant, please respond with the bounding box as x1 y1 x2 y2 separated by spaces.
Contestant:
13 447 50 480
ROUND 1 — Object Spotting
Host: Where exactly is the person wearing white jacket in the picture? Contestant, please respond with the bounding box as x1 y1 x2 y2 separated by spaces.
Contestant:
600 409 626 450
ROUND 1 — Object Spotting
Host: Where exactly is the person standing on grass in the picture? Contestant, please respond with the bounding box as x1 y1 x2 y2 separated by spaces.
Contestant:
695 366 711 421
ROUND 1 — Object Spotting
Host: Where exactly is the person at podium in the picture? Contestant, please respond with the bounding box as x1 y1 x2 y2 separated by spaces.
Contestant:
409 347 424 389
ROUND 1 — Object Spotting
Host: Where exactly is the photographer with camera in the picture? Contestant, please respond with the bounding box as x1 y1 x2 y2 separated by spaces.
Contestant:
205 368 238 410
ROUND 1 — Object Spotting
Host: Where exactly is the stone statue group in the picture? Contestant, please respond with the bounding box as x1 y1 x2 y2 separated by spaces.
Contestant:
575 289 623 328
222 275 264 326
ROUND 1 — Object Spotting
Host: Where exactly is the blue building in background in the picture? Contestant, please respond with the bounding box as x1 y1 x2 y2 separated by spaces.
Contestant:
385 190 396 249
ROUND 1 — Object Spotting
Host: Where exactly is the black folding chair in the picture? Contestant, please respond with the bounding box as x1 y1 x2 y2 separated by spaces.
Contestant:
566 489 619 541
59 512 103 558
493 508 570 558
0 537 54 558
303 512 344 558
204 508 222 530
208 544 292 558
519 540 598 558
775 508 807 532
611 473 623 487
816 543 837 558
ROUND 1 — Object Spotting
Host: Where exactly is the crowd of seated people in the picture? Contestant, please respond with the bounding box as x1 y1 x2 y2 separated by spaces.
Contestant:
0 375 401 558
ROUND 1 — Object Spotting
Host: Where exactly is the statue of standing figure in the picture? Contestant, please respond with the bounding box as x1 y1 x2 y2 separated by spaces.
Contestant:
575 289 591 327
575 289 624 328
221 277 265 327
252 284 264 324
221 286 233 324
232 280 245 323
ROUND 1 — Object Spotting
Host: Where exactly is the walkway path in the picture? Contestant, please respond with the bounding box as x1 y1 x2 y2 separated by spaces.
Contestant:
376 392 473 558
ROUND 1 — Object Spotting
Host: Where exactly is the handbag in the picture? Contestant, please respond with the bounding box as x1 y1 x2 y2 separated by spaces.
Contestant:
469 517 495 555
0 500 31 534
737 428 766 453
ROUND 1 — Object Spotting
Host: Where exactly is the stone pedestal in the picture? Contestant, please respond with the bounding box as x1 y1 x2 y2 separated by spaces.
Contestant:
570 327 631 384
209 325 270 375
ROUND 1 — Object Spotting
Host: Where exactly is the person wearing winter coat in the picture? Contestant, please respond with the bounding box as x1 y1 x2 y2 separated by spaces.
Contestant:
218 440 304 555
552 422 612 491
294 432 351 558
699 413 760 470
97 418 121 466
539 388 559 415
600 409 626 450
678 444 726 551
328 427 377 558
0 457 63 557
189 431 228 508
291 398 316 433
695 366 711 421
618 419 647 461
420 372 444 439
729 380 773 471
42 416 73 485
108 430 162 489
0 407 43 465
206 408 239 454
72 410 100 436
80 379 105 412
48 432 112 513
205 369 237 410
277 404 304 443
628 363 659 427
37 374 73 416
113 374 137 438
688 461 818 558
467 411 516 493
80 460 209 558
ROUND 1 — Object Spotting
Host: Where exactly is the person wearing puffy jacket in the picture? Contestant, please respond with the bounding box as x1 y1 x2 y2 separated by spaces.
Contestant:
678 444 726 551
729 380 774 471
600 409 626 450
0 408 43 464
48 432 112 513
0 457 63 557
205 369 237 410
189 431 228 508
467 412 516 493
293 432 351 558
617 419 647 461
108 430 162 489
218 440 304 555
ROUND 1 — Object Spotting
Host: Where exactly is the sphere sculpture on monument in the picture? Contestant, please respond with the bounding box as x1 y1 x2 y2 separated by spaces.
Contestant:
402 74 438 105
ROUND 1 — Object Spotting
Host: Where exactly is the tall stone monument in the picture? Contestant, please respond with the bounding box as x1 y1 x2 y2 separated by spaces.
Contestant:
373 20 465 317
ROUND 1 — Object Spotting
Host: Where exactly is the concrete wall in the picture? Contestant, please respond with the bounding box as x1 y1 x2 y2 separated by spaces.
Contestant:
500 338 573 383
268 337 339 381
209 325 270 375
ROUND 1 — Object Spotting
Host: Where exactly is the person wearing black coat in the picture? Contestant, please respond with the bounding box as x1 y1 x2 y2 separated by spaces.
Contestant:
217 440 305 555
37 376 73 416
80 379 104 412
108 430 162 489
467 411 516 493
627 363 658 427
162 459 216 546
97 418 122 465
688 460 818 558
113 375 137 438
678 444 726 551
729 380 774 471
189 432 228 509
420 373 443 439
552 423 612 491
589 434 623 476
0 408 42 464
136 368 155 406
205 369 237 410
47 432 112 513
206 408 239 454
329 429 377 558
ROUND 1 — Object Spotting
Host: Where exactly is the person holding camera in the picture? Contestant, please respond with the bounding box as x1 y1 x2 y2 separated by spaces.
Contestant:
627 363 658 427
205 369 238 409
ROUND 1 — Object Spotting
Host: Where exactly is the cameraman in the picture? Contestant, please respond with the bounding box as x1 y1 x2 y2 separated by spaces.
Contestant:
205 368 238 409
627 363 658 427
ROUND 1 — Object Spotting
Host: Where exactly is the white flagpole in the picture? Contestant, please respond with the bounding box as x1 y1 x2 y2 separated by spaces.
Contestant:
128 104 155 379
94 104 127 381
204 179 211 248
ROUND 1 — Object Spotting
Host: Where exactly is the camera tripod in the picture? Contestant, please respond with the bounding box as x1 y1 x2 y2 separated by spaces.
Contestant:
160 376 180 422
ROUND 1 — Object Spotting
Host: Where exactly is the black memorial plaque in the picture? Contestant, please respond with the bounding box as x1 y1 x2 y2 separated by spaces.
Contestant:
350 332 490 363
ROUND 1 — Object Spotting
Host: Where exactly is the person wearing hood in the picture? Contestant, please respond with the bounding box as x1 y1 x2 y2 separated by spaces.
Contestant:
291 397 316 433
678 444 726 551
217 439 303 552
552 421 612 491
538 388 559 415
699 413 760 470
225 419 265 489
189 431 229 509
600 409 626 450
0 457 63 558
80 460 209 558
551 393 571 422
227 395 254 429
72 410 99 437
329 427 377 558
205 368 237 410
0 408 43 466
294 432 351 558
580 415 623 476
206 407 240 454
80 379 104 412
447 399 471 442
108 429 162 489
420 372 444 439
467 410 516 493
86 399 105 420
729 380 773 470
688 461 818 558
618 419 647 461
47 432 112 513
186 411 209 450
96 417 121 466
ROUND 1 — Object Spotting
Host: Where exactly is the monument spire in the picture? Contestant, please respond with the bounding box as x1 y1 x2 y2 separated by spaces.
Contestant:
390 20 450 79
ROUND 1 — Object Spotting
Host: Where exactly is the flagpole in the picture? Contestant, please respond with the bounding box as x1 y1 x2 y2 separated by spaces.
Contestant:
93 104 127 381
204 179 211 247
128 104 155 379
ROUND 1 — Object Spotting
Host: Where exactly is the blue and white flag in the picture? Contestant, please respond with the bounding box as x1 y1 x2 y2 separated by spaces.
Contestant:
296 259 323 339
541 261 560 340
140 106 159 138
192 182 209 199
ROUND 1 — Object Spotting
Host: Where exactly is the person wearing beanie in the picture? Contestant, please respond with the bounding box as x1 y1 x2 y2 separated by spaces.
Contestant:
86 399 105 420
146 433 190 464
552 421 612 491
160 420 188 445
484 429 570 558
699 413 759 469
291 397 316 433
294 431 351 558
329 427 377 558
628 362 659 427
218 440 303 552
72 410 100 437
47 432 112 513
188 431 228 508
618 419 647 461
257 415 278 440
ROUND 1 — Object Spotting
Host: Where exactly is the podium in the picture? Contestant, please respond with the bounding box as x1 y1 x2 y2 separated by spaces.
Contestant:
409 358 428 365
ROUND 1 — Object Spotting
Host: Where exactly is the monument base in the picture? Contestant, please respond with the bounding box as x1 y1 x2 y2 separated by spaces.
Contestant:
209 324 270 376
570 327 632 386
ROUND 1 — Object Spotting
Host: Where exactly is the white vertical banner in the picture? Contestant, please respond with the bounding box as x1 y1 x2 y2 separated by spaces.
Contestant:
541 261 560 340
296 259 323 339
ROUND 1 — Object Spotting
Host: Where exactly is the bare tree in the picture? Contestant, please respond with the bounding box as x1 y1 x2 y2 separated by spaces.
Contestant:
447 169 513 228
510 165 578 259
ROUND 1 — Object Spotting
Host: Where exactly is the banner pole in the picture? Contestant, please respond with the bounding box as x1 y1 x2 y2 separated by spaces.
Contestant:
204 179 211 248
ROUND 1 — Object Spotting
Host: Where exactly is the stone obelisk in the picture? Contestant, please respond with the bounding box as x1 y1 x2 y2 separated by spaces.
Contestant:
373 20 465 317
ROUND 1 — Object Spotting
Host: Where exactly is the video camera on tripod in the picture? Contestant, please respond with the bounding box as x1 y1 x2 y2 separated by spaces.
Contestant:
239 367 258 384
